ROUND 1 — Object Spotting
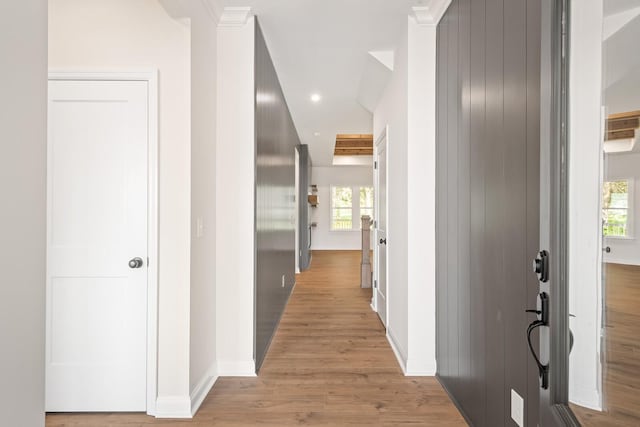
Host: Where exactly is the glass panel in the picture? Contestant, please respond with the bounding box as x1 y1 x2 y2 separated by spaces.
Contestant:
360 187 374 210
332 187 353 208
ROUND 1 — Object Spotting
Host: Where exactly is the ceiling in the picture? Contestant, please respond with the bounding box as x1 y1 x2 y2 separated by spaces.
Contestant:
603 0 640 114
211 0 422 165
604 0 640 16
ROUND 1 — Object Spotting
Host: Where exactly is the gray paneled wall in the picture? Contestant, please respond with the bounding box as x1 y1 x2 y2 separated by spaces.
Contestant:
435 0 541 425
297 145 312 271
254 20 299 371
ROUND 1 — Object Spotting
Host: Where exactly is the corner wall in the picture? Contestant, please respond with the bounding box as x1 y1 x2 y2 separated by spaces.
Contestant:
215 16 256 376
0 1 47 425
373 17 438 375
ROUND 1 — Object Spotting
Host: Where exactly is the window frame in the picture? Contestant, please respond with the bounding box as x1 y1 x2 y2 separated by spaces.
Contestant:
602 177 634 240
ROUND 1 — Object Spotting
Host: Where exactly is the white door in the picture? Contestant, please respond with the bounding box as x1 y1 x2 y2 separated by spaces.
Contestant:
375 130 388 326
46 80 149 411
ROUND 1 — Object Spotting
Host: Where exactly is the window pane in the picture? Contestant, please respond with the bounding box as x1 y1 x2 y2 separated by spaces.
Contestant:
603 208 628 237
332 208 352 230
361 208 374 218
332 187 353 208
602 180 630 237
360 187 374 209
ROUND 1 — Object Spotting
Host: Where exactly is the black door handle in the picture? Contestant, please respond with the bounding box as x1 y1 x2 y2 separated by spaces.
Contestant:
526 292 549 389
379 238 386 245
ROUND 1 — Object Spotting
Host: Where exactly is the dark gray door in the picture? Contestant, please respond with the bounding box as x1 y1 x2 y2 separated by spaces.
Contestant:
435 0 541 425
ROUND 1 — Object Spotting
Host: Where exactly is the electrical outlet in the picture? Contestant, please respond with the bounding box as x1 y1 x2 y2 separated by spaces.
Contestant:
281 274 285 288
511 389 524 427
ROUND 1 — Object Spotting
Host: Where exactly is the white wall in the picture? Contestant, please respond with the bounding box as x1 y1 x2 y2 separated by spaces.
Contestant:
568 0 604 410
373 16 438 376
0 1 47 425
49 0 193 414
310 166 373 250
604 152 640 265
215 16 256 376
166 1 220 415
406 18 437 375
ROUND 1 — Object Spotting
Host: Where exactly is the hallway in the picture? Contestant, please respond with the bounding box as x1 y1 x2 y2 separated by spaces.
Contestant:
46 251 465 426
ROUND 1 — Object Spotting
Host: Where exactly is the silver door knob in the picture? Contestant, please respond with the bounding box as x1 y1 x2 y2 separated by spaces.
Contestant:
128 257 144 269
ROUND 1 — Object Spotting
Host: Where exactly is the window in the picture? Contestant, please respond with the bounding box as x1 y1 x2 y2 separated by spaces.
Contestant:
602 179 632 238
330 185 375 231
360 187 374 220
331 186 353 230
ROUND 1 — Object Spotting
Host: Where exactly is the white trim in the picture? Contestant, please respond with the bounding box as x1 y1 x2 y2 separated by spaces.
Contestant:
190 363 218 416
218 7 252 27
155 396 192 419
412 0 452 26
570 386 602 412
405 358 437 376
386 328 407 374
216 360 257 376
47 70 160 416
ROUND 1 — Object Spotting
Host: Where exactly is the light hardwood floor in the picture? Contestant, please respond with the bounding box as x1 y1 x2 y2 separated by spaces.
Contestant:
46 250 466 426
572 263 640 427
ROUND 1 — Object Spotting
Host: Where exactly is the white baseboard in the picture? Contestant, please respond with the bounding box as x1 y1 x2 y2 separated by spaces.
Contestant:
569 385 602 411
386 328 407 373
217 359 256 376
190 363 218 416
155 395 192 419
405 358 436 376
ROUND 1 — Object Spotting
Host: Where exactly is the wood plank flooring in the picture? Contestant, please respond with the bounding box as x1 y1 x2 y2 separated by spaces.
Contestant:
46 250 466 426
572 263 640 426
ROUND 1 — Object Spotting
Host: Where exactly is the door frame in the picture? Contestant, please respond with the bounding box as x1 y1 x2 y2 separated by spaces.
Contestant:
372 126 389 324
47 70 159 416
539 1 581 424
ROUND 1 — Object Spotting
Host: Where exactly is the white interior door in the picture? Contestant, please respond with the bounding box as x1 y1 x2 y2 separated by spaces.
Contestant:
46 79 149 412
375 131 388 326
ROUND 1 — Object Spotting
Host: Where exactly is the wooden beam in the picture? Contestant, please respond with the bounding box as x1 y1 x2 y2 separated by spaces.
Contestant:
607 118 640 132
334 133 373 156
608 110 640 120
605 111 640 141
607 129 635 140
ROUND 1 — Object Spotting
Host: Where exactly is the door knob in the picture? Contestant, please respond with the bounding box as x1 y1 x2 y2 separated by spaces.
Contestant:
604 246 611 253
379 238 387 245
532 250 549 282
128 257 144 269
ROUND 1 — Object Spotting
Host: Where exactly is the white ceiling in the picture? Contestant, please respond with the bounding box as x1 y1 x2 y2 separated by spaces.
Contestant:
604 0 640 114
212 0 421 165
604 0 640 16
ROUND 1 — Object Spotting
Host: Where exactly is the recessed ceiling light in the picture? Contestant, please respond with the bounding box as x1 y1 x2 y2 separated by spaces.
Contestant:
313 132 320 137
310 93 322 103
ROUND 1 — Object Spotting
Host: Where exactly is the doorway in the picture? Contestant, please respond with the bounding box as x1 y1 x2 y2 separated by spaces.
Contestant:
46 72 158 413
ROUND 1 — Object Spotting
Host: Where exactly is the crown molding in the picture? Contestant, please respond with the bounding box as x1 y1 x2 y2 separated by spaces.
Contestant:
412 0 451 26
218 7 253 27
